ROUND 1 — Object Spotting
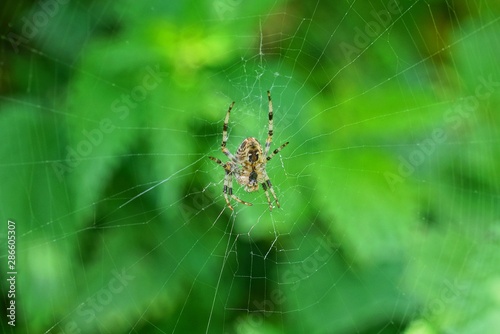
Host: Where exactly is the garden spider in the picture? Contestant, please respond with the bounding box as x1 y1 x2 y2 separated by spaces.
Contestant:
209 91 289 211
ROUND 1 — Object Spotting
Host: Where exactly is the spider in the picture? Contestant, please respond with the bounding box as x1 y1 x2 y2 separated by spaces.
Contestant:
209 91 289 211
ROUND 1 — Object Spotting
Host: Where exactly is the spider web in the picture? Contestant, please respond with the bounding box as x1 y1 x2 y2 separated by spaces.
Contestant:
1 0 500 333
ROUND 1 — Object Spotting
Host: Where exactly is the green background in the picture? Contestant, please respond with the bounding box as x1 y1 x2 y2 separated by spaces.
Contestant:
1 0 500 333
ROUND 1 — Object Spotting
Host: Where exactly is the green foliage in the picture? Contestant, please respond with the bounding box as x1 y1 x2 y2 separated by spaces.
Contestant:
1 1 500 333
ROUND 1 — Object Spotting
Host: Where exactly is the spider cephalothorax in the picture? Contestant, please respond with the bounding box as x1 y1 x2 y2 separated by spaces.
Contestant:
209 91 289 211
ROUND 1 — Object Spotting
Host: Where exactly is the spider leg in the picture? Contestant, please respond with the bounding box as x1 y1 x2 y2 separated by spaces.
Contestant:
208 156 225 167
224 172 252 210
261 178 280 210
264 91 273 157
209 157 234 208
266 141 289 162
223 173 234 210
264 91 289 161
209 157 252 210
221 101 236 161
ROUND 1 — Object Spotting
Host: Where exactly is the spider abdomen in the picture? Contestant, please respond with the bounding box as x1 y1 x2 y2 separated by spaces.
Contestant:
235 137 267 192
237 166 262 192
